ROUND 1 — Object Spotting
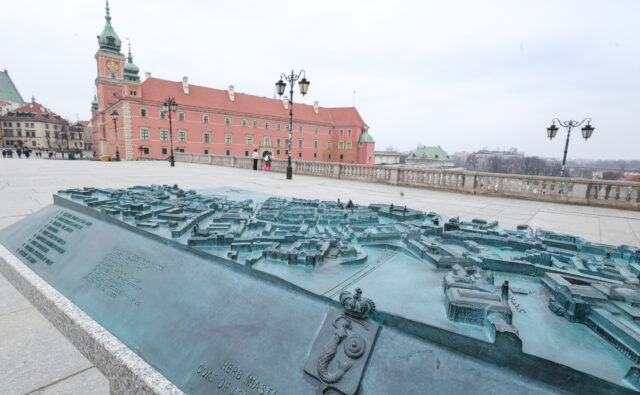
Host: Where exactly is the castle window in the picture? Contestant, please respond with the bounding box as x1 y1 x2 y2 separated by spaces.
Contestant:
242 119 247 127
203 115 209 124
298 152 302 158
246 135 253 145
314 152 317 158
178 112 185 121
338 141 344 149
348 129 352 137
327 141 332 149
225 133 232 144
225 117 231 126
276 137 281 147
245 150 249 156
298 139 303 148
203 132 211 143
328 128 332 135
160 129 168 141
277 123 281 130
253 120 258 128
265 121 270 129
160 111 166 119
204 149 209 154
162 147 168 155
346 141 352 149
140 128 149 140
314 140 318 149
226 149 231 156
340 129 344 137
178 130 186 142
299 124 303 132
264 136 271 146
314 127 318 134
140 108 147 118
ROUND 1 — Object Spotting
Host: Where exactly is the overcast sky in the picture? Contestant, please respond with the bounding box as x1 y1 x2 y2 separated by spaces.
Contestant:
2 0 638 160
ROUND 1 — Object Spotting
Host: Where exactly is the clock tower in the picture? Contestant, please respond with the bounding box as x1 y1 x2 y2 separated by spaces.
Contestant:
95 0 126 109
93 0 127 156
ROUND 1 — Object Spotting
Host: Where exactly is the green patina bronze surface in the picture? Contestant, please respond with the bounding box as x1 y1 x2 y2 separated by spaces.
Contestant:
2 184 640 394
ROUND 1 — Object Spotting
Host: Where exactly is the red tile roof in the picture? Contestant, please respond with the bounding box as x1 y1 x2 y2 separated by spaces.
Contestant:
140 78 368 127
0 100 10 106
3 101 65 122
78 121 89 126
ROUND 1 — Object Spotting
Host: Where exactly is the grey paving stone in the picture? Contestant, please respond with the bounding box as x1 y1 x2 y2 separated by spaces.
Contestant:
0 307 93 395
29 367 109 395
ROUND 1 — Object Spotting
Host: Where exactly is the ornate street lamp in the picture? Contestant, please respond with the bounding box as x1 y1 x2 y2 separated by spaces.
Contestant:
111 110 120 160
162 97 178 167
547 118 594 177
275 70 310 180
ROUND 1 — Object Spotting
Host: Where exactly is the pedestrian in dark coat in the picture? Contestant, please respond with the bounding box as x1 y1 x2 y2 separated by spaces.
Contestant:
252 149 259 170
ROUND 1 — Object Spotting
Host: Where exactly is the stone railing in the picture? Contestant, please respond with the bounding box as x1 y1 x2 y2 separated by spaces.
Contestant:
175 152 640 211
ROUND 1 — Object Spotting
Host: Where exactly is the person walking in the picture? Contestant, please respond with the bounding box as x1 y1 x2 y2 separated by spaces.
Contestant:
263 153 272 172
16 148 22 159
252 149 259 171
2 149 6 159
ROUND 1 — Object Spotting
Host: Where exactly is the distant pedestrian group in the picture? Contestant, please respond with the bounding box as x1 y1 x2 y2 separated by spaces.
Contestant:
2 148 35 158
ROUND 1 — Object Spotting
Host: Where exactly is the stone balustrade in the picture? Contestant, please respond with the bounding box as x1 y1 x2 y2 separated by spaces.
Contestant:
175 152 640 211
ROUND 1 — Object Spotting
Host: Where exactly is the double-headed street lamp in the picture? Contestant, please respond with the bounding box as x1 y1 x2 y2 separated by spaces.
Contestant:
162 97 178 167
110 110 120 160
547 118 595 177
275 70 310 180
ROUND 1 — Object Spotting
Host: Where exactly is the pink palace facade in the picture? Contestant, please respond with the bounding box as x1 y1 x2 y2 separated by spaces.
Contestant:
91 2 375 164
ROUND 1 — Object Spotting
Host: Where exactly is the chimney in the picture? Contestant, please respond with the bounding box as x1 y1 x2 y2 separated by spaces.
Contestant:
145 72 152 79
283 95 289 110
182 76 189 94
228 85 235 101
313 101 319 114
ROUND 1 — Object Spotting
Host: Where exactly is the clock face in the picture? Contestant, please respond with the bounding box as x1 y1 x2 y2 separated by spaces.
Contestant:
107 60 118 72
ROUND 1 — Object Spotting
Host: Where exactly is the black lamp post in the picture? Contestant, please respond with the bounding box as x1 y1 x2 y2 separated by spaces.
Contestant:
110 110 120 160
138 145 144 158
547 118 595 177
275 70 310 180
162 97 178 167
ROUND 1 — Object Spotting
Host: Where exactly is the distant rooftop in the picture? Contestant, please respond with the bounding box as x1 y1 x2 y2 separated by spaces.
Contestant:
408 146 451 161
0 70 25 105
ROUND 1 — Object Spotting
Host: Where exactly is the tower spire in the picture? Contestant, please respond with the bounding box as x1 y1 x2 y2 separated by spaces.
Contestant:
123 39 140 82
105 0 111 22
97 0 122 54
